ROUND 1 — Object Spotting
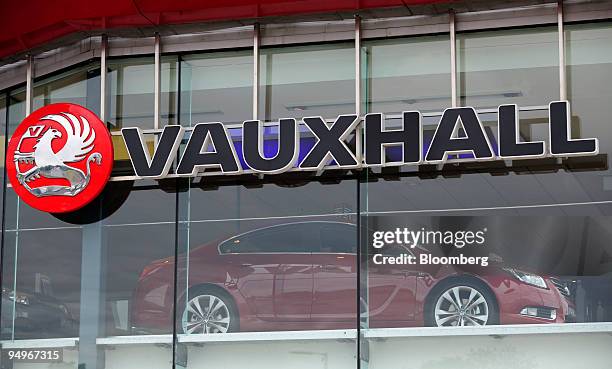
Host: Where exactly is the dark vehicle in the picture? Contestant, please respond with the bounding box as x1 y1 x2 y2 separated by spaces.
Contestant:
1 288 76 339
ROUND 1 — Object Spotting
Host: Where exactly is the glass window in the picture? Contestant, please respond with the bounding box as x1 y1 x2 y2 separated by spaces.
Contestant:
107 56 178 130
3 19 612 369
457 27 559 108
2 182 177 369
362 35 451 114
181 51 253 126
566 22 612 174
1 221 82 341
98 179 179 343
219 222 353 254
175 180 358 367
360 25 612 350
33 63 101 115
220 223 314 253
108 56 178 165
320 223 357 253
1 63 176 369
259 43 355 121
7 88 25 135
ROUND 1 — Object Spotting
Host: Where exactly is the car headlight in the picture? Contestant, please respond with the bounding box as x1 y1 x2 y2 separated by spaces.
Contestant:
7 291 30 306
14 295 30 305
504 268 548 289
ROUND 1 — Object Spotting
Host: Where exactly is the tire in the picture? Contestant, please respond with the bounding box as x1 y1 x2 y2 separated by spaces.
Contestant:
181 286 239 334
424 278 499 327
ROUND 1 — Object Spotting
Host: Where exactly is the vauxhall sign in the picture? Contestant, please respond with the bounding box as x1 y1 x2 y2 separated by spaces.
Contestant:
123 101 598 177
7 101 599 212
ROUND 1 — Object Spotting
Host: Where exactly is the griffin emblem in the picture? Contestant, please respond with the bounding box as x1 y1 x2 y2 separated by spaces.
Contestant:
13 112 103 197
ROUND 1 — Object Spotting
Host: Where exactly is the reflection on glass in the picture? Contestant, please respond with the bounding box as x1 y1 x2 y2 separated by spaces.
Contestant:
0 21 611 369
362 35 451 114
457 27 559 108
188 181 358 221
101 181 177 338
164 217 358 336
108 56 178 130
33 63 101 115
259 43 354 121
181 51 252 126
360 104 612 215
174 178 358 339
363 215 612 328
1 226 82 340
7 88 25 135
566 22 612 200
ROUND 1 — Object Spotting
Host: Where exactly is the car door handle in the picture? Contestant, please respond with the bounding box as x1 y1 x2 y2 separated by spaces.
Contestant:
408 271 428 278
240 263 253 267
319 264 337 271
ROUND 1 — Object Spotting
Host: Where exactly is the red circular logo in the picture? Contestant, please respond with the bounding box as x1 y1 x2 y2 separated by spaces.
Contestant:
6 103 114 213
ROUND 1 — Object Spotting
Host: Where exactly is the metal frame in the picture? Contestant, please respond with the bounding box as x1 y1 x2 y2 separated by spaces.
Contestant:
100 35 108 123
253 23 260 121
1 2 609 116
558 0 567 101
154 33 161 130
355 15 362 118
449 10 458 107
25 54 33 115
1 0 612 350
3 1 611 91
354 15 364 166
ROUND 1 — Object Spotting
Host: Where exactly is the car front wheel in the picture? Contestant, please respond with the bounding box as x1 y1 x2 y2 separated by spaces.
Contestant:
426 279 499 327
181 288 238 334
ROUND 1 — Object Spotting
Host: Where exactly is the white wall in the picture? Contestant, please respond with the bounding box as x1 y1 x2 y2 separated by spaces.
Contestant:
368 333 612 369
8 332 612 369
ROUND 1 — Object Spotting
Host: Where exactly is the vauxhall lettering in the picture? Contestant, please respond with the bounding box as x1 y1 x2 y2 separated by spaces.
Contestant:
122 101 599 178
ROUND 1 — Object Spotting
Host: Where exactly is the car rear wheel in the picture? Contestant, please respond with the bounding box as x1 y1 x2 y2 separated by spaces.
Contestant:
426 279 498 327
181 288 238 334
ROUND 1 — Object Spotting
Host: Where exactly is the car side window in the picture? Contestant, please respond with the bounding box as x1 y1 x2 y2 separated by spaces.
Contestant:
244 227 304 253
220 223 320 253
320 223 357 254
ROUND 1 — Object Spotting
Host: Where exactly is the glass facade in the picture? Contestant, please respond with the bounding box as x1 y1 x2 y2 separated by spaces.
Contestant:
33 63 101 115
259 43 355 121
107 57 178 130
362 35 451 114
181 50 253 126
1 13 612 369
457 27 559 108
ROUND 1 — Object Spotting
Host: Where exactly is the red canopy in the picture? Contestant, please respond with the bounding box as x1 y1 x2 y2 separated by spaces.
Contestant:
0 0 448 60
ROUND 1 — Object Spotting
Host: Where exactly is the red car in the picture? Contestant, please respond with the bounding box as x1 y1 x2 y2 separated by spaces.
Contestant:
131 221 572 334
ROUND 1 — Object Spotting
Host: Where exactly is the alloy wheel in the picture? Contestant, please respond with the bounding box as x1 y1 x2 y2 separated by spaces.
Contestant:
182 294 231 334
434 286 489 326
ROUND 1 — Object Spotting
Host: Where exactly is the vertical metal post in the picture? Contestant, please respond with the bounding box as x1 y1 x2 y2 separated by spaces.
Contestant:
355 15 362 118
252 23 264 179
78 220 106 369
100 35 108 123
253 23 260 121
25 54 33 115
558 0 567 101
154 33 161 129
79 35 108 369
449 10 458 107
355 15 363 165
354 16 368 369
